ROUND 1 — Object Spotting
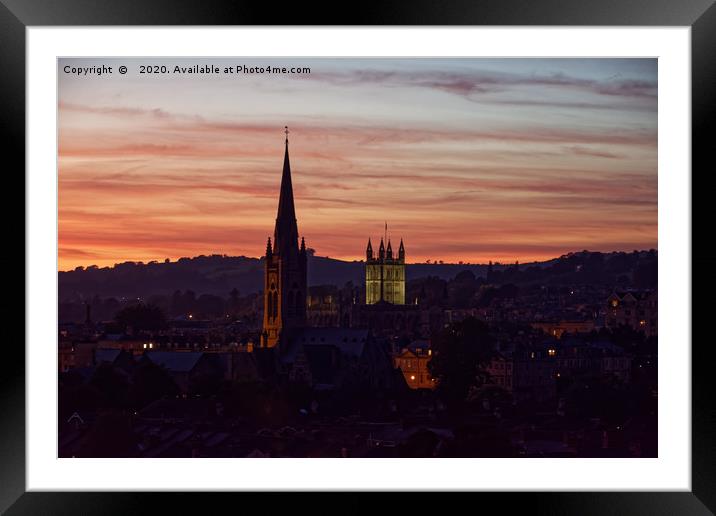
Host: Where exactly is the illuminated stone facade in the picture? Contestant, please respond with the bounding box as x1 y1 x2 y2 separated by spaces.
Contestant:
365 238 405 305
393 340 436 389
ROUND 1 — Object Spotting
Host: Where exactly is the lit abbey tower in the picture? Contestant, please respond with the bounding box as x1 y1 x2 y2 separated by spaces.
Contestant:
262 128 307 348
365 231 406 305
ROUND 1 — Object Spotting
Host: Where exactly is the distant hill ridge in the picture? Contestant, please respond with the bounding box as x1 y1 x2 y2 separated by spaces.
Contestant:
58 250 656 301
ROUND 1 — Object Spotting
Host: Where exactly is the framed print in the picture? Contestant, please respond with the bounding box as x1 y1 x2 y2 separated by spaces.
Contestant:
2 0 715 513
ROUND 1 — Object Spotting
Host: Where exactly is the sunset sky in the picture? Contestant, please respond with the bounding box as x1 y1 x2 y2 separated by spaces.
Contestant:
58 58 657 271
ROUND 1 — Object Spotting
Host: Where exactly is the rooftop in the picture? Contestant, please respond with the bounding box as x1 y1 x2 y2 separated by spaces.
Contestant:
144 351 204 372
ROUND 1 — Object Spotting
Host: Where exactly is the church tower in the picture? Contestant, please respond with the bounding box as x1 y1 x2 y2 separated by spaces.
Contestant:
262 128 307 348
365 230 406 305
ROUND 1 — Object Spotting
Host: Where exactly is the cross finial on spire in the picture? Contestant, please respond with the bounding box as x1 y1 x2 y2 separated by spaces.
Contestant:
284 125 289 143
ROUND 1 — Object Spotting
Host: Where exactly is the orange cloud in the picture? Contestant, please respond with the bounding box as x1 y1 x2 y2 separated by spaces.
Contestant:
58 61 657 271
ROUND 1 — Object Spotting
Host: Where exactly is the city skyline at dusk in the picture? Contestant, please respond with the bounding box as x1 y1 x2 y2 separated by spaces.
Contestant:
58 58 657 271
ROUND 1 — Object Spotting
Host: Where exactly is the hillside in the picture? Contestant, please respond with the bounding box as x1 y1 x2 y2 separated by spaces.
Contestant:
58 250 656 301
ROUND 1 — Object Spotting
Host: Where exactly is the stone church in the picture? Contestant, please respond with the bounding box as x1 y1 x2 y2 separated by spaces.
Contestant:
261 129 308 348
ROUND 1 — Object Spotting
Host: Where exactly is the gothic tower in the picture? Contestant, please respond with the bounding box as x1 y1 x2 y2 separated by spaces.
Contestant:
262 128 307 347
365 233 406 305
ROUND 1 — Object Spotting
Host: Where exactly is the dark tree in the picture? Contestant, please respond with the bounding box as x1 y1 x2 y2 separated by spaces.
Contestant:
467 384 513 410
449 270 479 308
196 293 225 318
398 429 441 457
633 258 657 288
103 297 120 318
59 382 102 420
448 423 514 457
74 412 138 458
114 302 166 332
129 361 178 410
227 287 240 314
454 270 476 283
170 290 184 317
89 363 129 409
474 285 498 308
427 317 495 408
604 325 647 352
189 371 223 398
147 294 170 314
497 283 519 299
563 374 652 425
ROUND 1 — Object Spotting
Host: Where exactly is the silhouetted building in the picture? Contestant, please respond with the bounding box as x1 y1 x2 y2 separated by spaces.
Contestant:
262 129 308 347
486 350 556 404
605 290 657 336
94 348 133 371
365 237 405 305
142 351 224 392
278 328 395 391
306 285 342 327
350 302 434 340
531 320 596 339
553 337 632 383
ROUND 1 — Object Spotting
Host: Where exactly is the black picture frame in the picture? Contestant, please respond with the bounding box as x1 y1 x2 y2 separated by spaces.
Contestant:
2 1 714 513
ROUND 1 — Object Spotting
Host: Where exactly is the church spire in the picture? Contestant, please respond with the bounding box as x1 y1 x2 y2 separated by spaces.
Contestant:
262 128 307 348
366 238 373 260
274 126 298 254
